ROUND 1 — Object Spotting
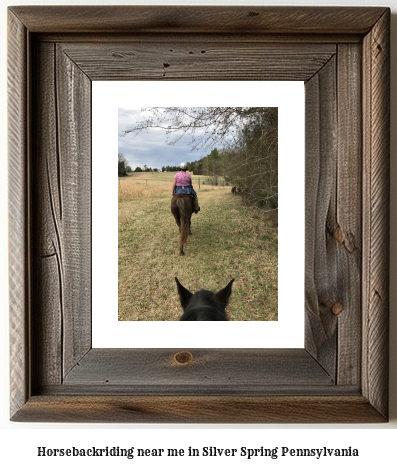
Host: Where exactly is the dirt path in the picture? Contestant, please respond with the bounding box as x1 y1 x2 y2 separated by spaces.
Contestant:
118 186 278 321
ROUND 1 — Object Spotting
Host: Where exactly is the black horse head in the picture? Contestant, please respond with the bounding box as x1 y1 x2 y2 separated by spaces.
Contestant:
175 277 234 321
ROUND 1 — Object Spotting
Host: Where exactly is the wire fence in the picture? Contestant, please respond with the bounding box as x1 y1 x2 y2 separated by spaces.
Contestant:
119 177 231 190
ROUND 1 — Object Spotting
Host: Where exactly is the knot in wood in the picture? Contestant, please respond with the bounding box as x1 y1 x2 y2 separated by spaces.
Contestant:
333 225 344 244
331 302 344 316
174 351 194 365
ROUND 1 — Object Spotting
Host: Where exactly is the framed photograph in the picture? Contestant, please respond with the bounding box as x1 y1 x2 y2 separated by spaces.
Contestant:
93 80 304 347
8 6 390 423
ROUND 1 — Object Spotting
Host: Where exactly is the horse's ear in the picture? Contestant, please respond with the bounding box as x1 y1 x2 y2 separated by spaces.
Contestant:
175 277 193 310
214 278 234 310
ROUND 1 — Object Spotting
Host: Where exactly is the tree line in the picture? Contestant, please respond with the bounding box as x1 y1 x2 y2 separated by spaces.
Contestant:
118 154 161 175
120 107 278 211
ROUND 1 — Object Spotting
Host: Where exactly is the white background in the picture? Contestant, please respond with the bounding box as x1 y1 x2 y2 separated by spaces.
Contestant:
92 81 305 348
1 0 396 469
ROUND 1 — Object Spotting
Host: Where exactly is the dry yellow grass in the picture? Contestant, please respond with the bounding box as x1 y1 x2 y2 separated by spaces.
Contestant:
118 172 226 202
119 180 170 202
118 172 278 321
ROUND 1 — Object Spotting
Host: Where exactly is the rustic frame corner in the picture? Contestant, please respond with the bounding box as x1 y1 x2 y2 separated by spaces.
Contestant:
8 6 390 423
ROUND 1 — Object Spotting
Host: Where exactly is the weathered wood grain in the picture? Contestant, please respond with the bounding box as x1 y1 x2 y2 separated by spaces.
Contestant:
60 43 336 82
56 44 91 377
32 42 63 388
8 6 390 423
12 396 385 424
362 9 390 419
8 9 29 419
9 6 387 34
31 41 91 388
304 56 338 378
62 349 333 390
335 44 362 386
34 33 363 45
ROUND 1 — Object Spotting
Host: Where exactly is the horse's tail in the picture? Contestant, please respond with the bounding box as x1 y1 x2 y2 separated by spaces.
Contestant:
177 197 190 248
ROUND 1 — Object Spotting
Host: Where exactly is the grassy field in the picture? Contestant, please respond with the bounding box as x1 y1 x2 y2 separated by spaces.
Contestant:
118 172 278 321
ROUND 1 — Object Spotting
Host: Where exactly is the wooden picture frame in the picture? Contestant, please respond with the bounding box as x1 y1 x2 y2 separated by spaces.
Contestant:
8 6 390 423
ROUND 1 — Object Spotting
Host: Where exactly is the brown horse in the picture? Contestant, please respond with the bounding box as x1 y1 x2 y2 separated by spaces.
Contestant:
171 194 194 255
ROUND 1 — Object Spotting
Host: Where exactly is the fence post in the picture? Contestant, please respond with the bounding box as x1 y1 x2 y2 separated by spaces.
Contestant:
199 177 200 190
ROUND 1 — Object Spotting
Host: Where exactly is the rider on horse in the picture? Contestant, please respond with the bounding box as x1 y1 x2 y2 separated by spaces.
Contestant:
172 162 200 213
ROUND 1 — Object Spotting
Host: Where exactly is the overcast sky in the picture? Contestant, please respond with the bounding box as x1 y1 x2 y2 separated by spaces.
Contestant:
118 108 209 170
